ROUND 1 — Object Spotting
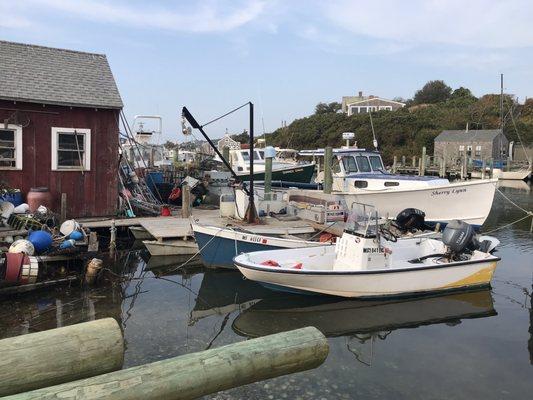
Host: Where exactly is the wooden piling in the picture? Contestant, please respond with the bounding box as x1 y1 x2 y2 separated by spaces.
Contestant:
109 220 116 255
402 155 406 166
324 146 333 194
264 157 273 196
412 156 416 167
9 327 328 400
420 147 427 176
182 184 191 218
392 156 397 174
0 318 123 397
481 159 486 179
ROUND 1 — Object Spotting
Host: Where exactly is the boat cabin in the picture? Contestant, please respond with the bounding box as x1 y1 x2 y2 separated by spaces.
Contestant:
300 148 448 191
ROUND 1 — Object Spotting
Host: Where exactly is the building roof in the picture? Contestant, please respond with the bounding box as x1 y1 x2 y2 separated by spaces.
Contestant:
345 97 406 107
435 129 503 142
0 40 123 109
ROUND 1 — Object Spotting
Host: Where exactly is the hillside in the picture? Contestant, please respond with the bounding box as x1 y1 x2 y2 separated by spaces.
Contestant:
267 93 533 164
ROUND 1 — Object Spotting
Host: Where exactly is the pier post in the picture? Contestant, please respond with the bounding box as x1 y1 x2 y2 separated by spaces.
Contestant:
402 155 406 166
0 318 123 397
324 146 333 194
393 156 397 173
10 327 329 400
481 158 486 179
222 146 230 166
264 146 275 198
412 156 416 167
182 183 191 218
109 220 116 255
420 147 427 176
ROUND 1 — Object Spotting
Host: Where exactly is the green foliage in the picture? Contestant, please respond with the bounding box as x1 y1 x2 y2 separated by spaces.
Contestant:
231 130 250 143
163 140 177 150
315 102 342 114
269 89 533 164
413 80 452 105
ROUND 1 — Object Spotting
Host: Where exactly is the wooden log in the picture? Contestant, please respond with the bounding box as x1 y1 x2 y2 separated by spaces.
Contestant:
0 318 123 397
9 327 328 400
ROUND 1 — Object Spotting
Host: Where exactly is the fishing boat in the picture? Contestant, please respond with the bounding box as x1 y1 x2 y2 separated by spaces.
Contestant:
295 147 497 227
192 222 331 268
234 211 501 298
214 148 315 183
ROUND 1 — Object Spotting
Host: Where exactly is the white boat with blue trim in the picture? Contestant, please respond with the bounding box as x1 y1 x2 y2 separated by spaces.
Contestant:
234 217 500 298
295 147 497 227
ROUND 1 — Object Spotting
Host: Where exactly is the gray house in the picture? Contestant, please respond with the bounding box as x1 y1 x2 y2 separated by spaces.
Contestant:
434 129 508 162
342 91 405 115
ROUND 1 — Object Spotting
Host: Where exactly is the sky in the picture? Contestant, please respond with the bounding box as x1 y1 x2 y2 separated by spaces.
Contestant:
2 0 533 142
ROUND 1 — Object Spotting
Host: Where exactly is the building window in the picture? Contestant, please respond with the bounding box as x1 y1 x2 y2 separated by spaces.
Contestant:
51 128 91 171
359 107 368 113
378 106 392 111
459 145 465 152
475 145 481 157
0 125 22 170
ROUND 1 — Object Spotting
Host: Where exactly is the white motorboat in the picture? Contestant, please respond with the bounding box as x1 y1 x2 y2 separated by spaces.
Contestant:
234 215 500 298
296 147 497 227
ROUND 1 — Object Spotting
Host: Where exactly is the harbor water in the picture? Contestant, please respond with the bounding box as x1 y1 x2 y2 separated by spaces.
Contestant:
0 181 532 399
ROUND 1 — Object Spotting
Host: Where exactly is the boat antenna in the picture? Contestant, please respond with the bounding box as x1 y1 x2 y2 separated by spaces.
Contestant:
369 111 378 150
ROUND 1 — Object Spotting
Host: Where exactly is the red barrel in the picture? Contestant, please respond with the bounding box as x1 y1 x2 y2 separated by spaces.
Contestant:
26 187 53 213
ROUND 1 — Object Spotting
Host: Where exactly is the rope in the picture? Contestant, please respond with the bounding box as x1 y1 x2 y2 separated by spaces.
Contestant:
482 213 533 235
200 102 250 128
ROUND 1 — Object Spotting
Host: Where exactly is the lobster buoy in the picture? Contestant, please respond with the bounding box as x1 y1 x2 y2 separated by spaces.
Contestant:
60 219 80 236
69 230 83 241
8 239 35 256
2 253 39 284
28 230 53 253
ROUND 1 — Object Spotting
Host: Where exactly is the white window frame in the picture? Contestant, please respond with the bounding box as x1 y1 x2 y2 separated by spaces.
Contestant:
51 127 91 171
459 145 465 152
0 124 23 170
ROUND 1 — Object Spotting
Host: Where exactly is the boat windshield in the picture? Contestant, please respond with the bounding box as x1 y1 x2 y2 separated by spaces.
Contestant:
369 155 384 171
241 151 250 161
356 156 372 172
345 202 378 235
254 150 264 160
341 156 358 173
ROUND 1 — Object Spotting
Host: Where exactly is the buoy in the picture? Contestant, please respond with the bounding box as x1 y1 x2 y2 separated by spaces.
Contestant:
68 230 83 241
0 201 14 220
85 258 103 285
160 206 171 216
60 220 80 236
28 230 53 253
8 239 35 256
59 239 76 249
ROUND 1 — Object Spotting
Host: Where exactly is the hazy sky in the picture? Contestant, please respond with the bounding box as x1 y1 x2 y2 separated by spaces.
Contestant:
2 0 533 141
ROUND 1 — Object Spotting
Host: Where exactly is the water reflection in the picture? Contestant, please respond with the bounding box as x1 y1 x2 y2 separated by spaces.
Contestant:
231 289 496 339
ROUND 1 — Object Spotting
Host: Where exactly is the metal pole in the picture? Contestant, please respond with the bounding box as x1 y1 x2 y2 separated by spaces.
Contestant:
246 103 258 223
181 107 248 194
500 73 504 131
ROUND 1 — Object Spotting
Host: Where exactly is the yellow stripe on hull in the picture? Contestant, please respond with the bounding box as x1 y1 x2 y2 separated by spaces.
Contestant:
443 262 497 289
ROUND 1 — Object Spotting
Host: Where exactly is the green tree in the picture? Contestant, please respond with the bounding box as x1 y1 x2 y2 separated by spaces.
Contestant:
231 130 250 143
163 140 177 150
413 80 452 104
450 87 477 101
315 102 342 114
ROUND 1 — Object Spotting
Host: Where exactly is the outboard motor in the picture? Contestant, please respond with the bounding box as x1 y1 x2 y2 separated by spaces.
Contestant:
394 208 427 232
442 220 479 258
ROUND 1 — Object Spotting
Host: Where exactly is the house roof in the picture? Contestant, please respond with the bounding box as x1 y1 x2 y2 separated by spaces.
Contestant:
345 97 405 106
435 129 503 142
0 40 123 109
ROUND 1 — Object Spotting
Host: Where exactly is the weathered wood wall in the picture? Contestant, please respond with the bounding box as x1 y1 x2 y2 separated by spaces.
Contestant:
0 100 119 217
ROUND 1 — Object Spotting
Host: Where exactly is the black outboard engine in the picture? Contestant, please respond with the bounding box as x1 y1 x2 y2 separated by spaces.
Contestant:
442 220 479 258
394 208 427 232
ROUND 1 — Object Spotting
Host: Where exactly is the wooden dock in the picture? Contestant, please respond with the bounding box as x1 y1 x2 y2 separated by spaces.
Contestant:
78 209 317 242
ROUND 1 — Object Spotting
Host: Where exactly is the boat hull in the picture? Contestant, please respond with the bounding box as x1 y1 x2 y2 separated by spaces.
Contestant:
235 249 499 298
193 224 327 268
143 240 198 256
290 179 497 227
238 163 315 184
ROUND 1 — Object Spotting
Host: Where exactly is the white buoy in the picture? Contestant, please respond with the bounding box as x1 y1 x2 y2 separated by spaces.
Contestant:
60 219 80 236
8 239 35 256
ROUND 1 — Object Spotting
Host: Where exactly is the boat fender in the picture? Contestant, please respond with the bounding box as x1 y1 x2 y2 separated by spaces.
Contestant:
260 260 280 267
319 233 335 243
383 247 392 255
292 263 303 269
169 188 181 201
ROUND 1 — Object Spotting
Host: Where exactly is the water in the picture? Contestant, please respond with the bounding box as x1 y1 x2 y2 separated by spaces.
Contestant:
1 182 532 399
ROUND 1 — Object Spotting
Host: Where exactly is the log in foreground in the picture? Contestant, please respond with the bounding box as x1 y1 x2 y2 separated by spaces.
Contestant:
7 326 329 400
0 318 124 397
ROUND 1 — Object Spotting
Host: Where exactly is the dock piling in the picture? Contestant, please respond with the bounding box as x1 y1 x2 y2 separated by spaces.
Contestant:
324 146 333 194
182 183 191 218
9 327 329 400
0 318 123 397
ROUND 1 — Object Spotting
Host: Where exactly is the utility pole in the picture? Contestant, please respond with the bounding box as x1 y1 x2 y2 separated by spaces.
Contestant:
500 73 504 130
